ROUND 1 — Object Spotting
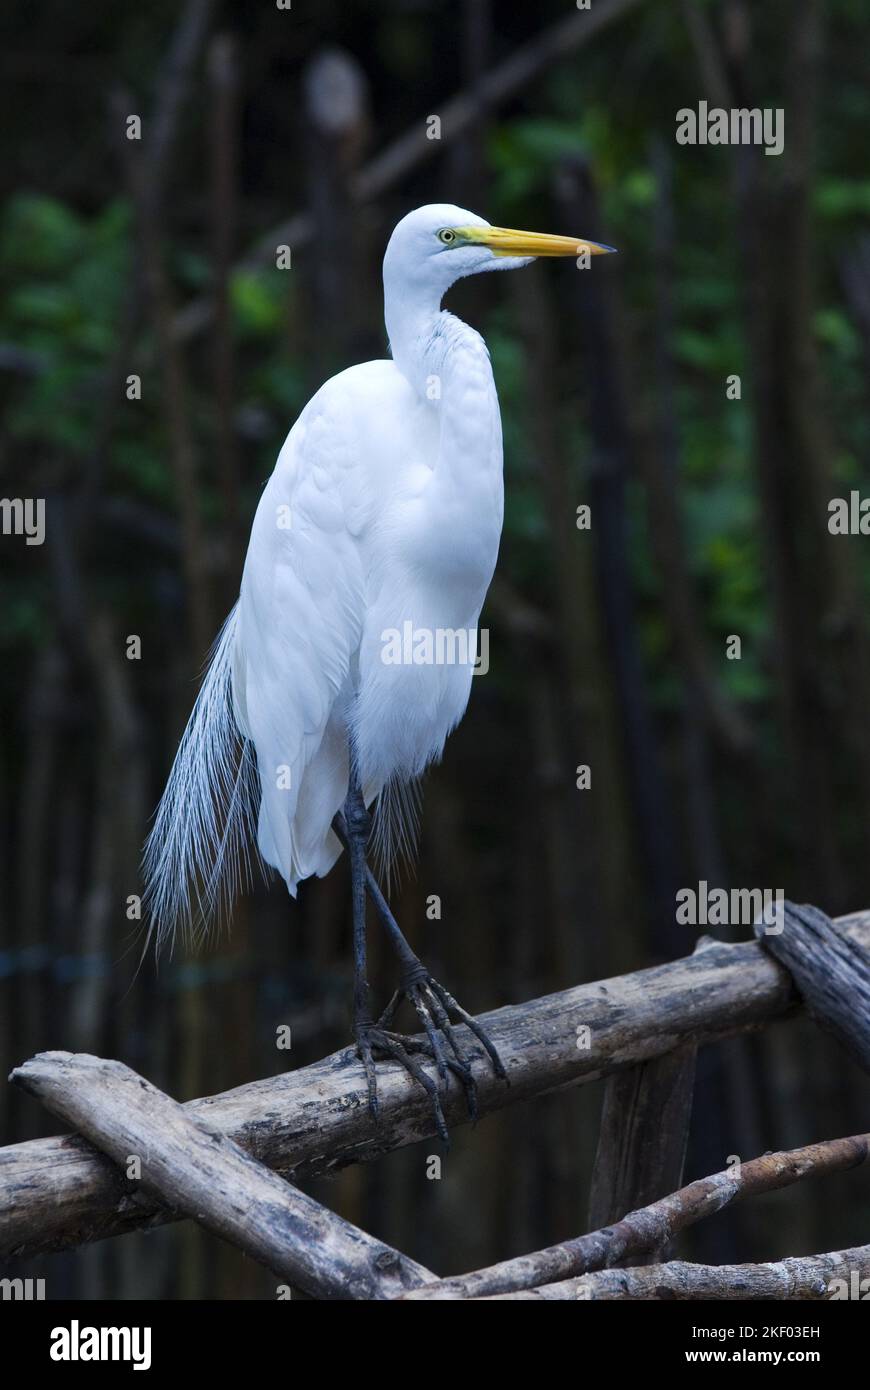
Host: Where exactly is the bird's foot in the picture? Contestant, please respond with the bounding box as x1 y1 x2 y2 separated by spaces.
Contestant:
383 963 507 1129
352 967 507 1143
353 1019 453 1143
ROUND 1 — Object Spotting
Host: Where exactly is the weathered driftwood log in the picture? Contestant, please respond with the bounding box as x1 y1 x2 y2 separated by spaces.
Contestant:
401 1132 870 1299
4 912 868 1261
11 1052 433 1299
484 1246 870 1300
755 901 870 1072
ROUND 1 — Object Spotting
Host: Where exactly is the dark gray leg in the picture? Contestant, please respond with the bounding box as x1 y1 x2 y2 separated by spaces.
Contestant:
337 761 452 1140
342 756 377 1116
332 776 507 1143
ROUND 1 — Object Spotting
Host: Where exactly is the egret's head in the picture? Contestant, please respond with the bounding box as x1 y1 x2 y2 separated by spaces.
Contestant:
383 203 616 297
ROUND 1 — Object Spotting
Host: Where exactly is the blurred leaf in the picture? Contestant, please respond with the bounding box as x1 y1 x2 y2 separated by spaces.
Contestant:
815 178 870 219
230 270 284 336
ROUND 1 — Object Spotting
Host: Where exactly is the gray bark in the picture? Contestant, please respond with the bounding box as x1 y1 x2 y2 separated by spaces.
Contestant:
485 1246 870 1300
4 913 868 1261
403 1132 870 1299
755 902 870 1073
11 1052 433 1300
588 1043 696 1252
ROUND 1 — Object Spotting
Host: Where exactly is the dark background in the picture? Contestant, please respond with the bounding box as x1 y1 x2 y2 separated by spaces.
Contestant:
2 0 869 1298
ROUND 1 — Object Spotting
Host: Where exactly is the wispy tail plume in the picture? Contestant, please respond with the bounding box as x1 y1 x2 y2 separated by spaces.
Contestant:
370 774 423 892
142 605 261 954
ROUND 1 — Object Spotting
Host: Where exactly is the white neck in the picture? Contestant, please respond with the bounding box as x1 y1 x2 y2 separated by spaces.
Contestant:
382 270 503 596
383 273 446 394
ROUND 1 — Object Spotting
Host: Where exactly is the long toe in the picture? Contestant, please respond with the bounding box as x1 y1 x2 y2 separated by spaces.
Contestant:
363 1026 450 1144
375 968 506 1127
426 977 507 1081
399 1035 479 1125
406 984 451 1092
354 1027 380 1122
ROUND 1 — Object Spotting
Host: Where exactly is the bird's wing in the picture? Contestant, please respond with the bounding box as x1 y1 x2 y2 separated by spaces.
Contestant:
233 360 414 891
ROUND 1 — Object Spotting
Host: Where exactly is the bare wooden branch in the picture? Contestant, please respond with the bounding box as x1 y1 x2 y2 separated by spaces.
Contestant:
755 901 870 1072
4 913 868 1261
484 1246 870 1299
402 1132 870 1299
12 1052 433 1300
587 939 733 1249
587 1043 696 1259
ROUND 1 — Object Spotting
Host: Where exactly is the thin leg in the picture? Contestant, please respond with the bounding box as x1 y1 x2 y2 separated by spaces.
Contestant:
338 770 449 1140
364 866 506 1083
332 798 507 1142
343 756 378 1119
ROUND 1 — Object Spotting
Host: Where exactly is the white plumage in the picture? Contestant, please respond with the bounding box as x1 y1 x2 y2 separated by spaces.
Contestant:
144 204 613 950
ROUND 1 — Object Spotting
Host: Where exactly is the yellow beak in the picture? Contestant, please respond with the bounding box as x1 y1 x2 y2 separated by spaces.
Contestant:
460 225 617 258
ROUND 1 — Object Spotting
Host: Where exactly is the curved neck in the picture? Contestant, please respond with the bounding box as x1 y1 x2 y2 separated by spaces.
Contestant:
383 272 502 547
383 273 446 395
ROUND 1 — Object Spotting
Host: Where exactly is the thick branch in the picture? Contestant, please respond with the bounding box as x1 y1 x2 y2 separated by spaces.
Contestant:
755 901 870 1072
587 1043 696 1248
485 1246 870 1300
4 911 868 1261
402 1132 870 1299
12 1052 432 1299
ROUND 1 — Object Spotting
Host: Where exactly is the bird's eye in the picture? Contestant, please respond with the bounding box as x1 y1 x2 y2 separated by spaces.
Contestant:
437 228 457 245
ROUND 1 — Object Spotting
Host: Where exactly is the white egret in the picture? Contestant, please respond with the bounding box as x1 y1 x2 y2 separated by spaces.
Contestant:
144 203 615 1137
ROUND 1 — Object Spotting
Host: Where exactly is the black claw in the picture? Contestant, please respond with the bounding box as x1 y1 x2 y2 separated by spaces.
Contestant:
407 984 450 1091
403 1037 479 1126
420 984 480 1119
379 1032 450 1145
352 959 504 1142
354 1027 380 1122
450 1057 479 1124
354 1024 449 1144
427 978 507 1082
